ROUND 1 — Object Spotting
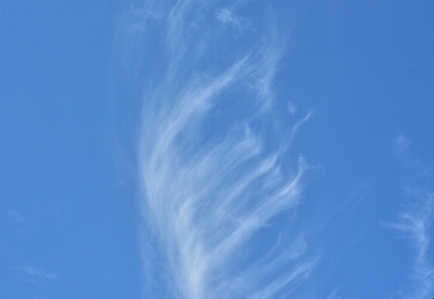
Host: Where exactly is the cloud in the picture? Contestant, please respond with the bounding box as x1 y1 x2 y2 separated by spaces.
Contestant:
383 134 434 299
287 101 297 116
387 188 434 299
114 1 165 73
215 7 251 31
7 210 26 223
395 133 411 156
326 289 341 299
15 264 58 288
115 1 317 298
19 265 58 280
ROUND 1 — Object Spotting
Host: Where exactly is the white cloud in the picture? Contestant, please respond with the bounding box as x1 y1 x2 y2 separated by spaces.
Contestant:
326 289 341 299
7 210 26 223
387 188 434 299
287 101 297 116
396 133 411 156
215 7 251 31
16 264 58 288
20 265 58 280
122 1 318 298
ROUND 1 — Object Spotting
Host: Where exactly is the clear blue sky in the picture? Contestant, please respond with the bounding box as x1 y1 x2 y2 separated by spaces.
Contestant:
1 1 434 299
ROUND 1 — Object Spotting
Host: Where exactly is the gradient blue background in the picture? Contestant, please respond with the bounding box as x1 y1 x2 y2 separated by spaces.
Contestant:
1 1 434 298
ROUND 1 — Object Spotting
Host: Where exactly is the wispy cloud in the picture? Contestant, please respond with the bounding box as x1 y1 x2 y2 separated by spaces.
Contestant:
15 264 58 289
395 133 411 156
18 265 58 280
386 134 434 299
114 1 165 74
7 210 27 223
388 188 434 299
216 7 251 31
116 1 317 298
287 101 297 116
326 289 341 299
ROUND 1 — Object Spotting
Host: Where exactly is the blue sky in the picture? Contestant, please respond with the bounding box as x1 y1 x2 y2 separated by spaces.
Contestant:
1 1 434 299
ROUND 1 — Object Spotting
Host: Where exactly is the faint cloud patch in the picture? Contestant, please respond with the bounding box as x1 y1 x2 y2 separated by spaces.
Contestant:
115 178 126 187
394 132 431 180
384 134 434 299
385 188 434 299
7 210 26 223
215 7 251 31
18 265 58 280
114 1 165 71
395 133 411 156
15 264 58 288
327 289 341 299
287 101 297 116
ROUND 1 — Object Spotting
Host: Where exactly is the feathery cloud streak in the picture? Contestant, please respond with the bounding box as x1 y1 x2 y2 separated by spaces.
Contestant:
121 1 316 298
387 134 434 299
18 265 58 281
389 188 434 299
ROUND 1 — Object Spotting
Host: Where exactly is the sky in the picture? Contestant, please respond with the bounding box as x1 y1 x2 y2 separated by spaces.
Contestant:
1 1 434 299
